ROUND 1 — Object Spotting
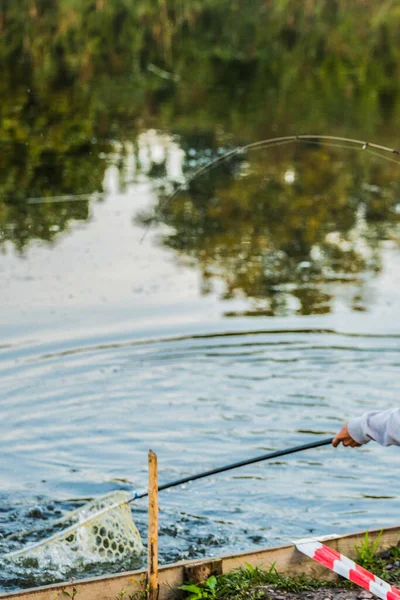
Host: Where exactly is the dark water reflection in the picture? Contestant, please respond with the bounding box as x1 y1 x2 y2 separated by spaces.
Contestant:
2 0 400 260
2 135 400 316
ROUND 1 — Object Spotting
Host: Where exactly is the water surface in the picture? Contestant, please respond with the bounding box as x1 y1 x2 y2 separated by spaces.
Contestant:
2 1 400 591
1 153 400 590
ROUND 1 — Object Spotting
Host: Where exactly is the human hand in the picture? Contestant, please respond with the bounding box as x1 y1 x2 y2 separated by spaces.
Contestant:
332 422 361 448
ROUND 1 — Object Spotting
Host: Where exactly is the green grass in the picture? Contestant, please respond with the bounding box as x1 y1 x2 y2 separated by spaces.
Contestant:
354 531 400 583
178 562 338 600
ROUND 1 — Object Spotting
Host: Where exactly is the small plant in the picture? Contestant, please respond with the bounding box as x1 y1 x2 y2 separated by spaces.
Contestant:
116 575 149 600
355 530 384 571
62 578 78 600
179 575 217 600
62 588 78 600
354 530 400 583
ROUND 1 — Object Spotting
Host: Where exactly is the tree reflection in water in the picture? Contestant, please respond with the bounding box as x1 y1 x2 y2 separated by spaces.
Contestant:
139 138 400 316
2 0 400 313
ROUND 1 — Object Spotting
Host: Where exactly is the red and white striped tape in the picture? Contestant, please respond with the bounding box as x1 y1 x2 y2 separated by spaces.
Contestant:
295 538 400 600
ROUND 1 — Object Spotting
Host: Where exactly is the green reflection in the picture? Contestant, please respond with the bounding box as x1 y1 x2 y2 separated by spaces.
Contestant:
143 140 400 316
1 0 400 302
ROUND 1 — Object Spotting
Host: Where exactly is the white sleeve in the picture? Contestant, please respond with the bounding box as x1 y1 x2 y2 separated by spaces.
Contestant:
348 408 400 446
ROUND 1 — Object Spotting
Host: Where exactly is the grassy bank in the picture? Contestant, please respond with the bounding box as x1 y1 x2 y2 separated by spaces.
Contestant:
175 533 400 600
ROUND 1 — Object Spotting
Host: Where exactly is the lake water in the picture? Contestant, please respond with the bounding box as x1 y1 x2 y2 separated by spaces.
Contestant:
2 2 400 591
1 137 400 590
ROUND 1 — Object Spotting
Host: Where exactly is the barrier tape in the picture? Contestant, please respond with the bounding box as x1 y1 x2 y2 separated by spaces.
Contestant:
295 538 400 600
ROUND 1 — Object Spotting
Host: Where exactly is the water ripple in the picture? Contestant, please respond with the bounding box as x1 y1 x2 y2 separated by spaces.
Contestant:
0 328 399 589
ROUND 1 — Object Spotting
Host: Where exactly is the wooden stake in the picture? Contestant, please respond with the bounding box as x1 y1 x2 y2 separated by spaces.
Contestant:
148 450 159 600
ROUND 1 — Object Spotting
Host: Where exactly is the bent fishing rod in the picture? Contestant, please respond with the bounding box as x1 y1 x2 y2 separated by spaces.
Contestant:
130 436 334 501
25 134 400 209
140 133 400 243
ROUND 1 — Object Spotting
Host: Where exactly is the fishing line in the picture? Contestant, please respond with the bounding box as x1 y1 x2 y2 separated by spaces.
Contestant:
364 148 400 166
297 139 367 152
242 137 298 157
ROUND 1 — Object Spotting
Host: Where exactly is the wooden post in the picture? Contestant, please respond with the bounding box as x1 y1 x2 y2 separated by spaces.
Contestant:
148 450 159 600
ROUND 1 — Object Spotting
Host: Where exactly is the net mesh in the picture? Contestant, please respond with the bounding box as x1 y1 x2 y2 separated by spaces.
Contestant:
6 491 144 570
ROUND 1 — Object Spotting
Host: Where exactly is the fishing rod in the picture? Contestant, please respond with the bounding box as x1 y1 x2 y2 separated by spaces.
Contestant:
130 436 334 501
163 134 400 207
139 133 400 243
5 437 334 559
24 134 400 208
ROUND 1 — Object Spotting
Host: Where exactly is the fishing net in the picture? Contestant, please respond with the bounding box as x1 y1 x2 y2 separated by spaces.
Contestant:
5 491 144 570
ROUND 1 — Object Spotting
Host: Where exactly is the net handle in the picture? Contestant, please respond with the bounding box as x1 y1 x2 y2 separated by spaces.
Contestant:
132 437 334 501
5 437 333 558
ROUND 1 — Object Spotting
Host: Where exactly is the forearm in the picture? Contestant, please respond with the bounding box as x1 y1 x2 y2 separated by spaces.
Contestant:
348 408 400 446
